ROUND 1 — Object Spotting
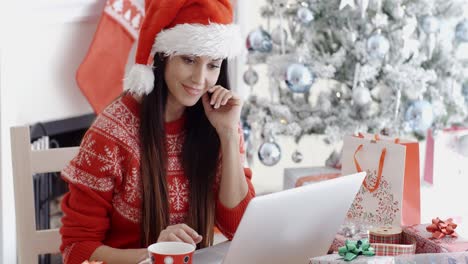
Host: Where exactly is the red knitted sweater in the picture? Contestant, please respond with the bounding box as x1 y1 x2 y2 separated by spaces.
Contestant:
59 95 255 264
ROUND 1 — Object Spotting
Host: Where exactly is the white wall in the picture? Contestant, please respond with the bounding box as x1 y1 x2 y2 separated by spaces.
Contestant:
0 1 104 262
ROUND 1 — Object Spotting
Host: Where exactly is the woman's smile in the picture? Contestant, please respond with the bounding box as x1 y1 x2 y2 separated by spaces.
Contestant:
182 84 203 96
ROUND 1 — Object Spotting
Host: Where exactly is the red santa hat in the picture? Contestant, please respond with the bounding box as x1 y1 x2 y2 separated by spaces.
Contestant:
124 0 242 95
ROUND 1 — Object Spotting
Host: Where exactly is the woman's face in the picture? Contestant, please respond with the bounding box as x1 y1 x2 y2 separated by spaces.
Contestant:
164 55 222 108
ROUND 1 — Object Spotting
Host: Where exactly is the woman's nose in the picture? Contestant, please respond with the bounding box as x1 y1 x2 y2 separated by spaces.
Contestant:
191 65 206 86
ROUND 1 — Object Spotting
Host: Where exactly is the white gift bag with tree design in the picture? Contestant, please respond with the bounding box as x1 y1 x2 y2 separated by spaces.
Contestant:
342 134 421 226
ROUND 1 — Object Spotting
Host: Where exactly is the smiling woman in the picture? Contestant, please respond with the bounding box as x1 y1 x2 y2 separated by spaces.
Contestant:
58 0 255 264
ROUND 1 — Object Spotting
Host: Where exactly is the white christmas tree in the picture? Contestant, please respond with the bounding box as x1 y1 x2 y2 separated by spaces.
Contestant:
242 0 468 166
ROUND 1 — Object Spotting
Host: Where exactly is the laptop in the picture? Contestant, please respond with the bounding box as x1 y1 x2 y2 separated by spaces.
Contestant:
194 172 366 264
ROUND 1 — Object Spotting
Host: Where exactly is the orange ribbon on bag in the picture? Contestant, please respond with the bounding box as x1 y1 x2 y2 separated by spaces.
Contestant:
353 144 387 193
426 217 458 239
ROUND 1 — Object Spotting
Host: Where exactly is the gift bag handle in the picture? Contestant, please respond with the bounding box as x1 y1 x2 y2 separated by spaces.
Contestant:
357 133 400 144
353 144 387 193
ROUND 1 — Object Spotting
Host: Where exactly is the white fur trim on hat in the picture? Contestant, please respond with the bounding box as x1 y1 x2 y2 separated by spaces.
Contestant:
152 23 242 59
123 64 154 96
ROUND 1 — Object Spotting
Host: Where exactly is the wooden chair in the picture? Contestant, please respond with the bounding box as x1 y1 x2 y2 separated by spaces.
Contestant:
10 126 78 264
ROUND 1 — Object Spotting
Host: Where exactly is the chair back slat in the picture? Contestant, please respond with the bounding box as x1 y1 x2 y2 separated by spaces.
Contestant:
10 126 79 263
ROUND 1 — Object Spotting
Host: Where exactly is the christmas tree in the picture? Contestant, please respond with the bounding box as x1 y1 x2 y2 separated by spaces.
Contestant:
242 0 468 166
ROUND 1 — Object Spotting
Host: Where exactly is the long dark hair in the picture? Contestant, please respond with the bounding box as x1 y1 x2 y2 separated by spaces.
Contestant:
139 53 230 248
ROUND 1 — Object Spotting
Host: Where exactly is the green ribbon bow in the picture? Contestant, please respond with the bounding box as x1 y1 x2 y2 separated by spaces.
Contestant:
338 239 375 261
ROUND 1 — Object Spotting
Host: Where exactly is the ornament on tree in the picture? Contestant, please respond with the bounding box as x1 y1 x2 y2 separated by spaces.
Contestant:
339 0 355 10
272 0 288 9
352 85 372 106
457 135 468 157
357 0 369 18
455 19 468 43
285 63 314 93
271 25 288 45
420 15 440 34
242 121 251 143
462 81 468 102
243 67 259 86
296 7 314 25
258 140 282 166
246 28 273 53
291 150 303 163
367 32 390 59
405 100 434 135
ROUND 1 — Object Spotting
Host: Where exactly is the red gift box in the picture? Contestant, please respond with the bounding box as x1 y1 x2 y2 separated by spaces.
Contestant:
403 224 468 253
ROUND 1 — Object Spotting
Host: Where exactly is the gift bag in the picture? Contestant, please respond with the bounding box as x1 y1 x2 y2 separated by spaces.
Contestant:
342 134 420 226
422 127 468 222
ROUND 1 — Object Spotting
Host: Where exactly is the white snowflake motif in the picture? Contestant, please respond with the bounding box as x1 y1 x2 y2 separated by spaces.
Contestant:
168 177 189 211
166 134 184 154
98 145 125 178
124 167 141 203
74 134 96 166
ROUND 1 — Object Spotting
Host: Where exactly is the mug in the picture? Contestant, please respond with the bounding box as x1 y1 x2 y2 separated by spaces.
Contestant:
140 242 195 264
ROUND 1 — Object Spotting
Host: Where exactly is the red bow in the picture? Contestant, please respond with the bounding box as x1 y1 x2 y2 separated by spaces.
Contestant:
426 218 458 239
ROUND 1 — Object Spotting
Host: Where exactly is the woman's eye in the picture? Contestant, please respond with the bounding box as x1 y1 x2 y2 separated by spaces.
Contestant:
209 64 221 69
183 57 195 64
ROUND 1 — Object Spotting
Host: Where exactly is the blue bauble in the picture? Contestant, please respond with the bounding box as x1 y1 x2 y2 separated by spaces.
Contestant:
462 81 468 101
297 7 314 25
455 19 468 43
420 15 440 34
246 28 273 53
367 33 390 59
285 63 314 93
405 100 434 134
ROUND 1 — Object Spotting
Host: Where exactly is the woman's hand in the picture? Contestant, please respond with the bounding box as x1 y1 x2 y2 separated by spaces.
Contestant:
157 224 203 246
202 85 242 135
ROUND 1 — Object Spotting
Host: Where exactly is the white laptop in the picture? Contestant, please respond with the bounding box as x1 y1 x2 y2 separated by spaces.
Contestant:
194 172 366 264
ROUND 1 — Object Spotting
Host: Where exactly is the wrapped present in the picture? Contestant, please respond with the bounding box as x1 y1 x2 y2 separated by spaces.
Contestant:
283 167 340 190
329 222 369 253
310 251 468 264
329 224 417 256
309 253 394 264
370 230 416 256
403 223 468 253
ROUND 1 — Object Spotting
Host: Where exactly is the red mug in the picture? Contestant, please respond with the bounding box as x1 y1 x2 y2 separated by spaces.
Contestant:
145 242 195 264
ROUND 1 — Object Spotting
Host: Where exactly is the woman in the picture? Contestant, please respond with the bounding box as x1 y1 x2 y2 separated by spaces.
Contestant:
59 1 255 263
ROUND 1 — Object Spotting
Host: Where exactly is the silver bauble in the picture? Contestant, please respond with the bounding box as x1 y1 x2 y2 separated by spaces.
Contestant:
242 122 251 143
367 33 390 59
258 141 281 166
291 150 303 163
455 19 468 42
420 15 440 34
243 68 259 86
352 85 372 106
285 63 314 93
405 100 434 135
271 25 288 45
246 28 273 53
297 7 314 25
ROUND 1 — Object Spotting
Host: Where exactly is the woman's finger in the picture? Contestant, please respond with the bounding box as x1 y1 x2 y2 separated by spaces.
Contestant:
178 224 199 238
210 87 227 105
168 233 184 243
174 229 196 245
215 90 230 108
220 93 233 106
